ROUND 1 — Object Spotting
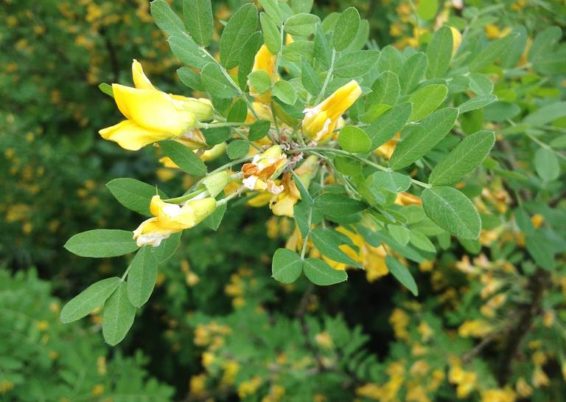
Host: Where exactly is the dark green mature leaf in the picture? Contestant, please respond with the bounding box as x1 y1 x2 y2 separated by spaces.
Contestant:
103 282 137 346
332 7 360 51
201 62 239 98
367 103 412 148
304 258 347 286
106 178 163 216
168 34 213 68
150 232 182 262
285 13 319 36
151 0 185 37
426 26 452 78
227 140 250 160
334 50 380 78
422 187 481 239
160 140 207 176
238 31 263 89
429 130 495 185
260 12 280 53
534 148 560 182
367 71 400 107
65 230 138 258
315 193 366 217
339 126 372 153
272 249 303 284
127 247 158 308
219 4 258 68
249 120 271 141
60 277 121 323
177 66 204 91
311 228 359 266
183 0 213 46
390 107 458 169
459 95 497 113
386 256 418 296
526 233 556 270
203 203 227 231
400 52 427 94
366 171 411 193
409 84 448 121
302 60 322 96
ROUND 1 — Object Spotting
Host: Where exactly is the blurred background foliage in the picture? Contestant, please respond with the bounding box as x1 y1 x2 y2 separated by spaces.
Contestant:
1 0 565 401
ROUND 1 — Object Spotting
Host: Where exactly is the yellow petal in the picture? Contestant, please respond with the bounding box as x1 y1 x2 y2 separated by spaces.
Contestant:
170 95 214 121
99 120 172 151
321 80 362 120
270 194 296 217
112 84 195 134
132 59 156 90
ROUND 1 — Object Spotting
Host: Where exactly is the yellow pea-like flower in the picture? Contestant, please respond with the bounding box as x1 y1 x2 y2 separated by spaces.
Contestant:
302 80 362 142
133 195 216 247
450 27 462 56
99 60 213 151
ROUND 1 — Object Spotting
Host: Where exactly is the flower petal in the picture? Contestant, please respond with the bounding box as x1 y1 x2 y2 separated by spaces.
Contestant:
99 120 173 151
132 59 156 90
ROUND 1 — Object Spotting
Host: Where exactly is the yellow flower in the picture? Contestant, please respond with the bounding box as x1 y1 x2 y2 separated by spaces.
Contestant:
241 145 287 193
481 388 516 402
302 80 362 142
133 195 216 247
395 192 422 206
100 60 213 151
450 27 462 56
250 44 278 103
515 377 532 397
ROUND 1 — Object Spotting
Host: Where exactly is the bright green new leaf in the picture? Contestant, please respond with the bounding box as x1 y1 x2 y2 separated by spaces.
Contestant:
409 231 436 253
273 81 297 105
248 70 272 94
201 62 239 98
249 120 271 141
422 187 481 239
106 178 164 216
60 277 121 323
386 256 418 296
160 140 207 176
534 148 560 182
426 26 452 78
469 32 519 72
151 0 185 37
219 4 258 69
409 84 448 121
389 225 410 246
304 258 347 286
272 248 303 284
127 247 158 308
339 126 372 153
417 0 439 20
102 282 137 346
429 130 495 185
182 0 213 46
332 7 360 51
390 107 458 169
65 229 138 258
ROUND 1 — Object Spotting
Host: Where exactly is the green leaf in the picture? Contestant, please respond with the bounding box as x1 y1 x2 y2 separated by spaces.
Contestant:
426 26 452 78
334 50 380 78
534 148 560 182
228 99 248 122
417 0 438 20
160 140 207 176
227 140 250 160
98 83 113 98
106 178 163 216
524 102 566 126
400 52 427 94
528 26 561 64
238 32 263 89
177 66 204 91
311 228 359 266
248 70 272 94
259 0 284 24
388 225 410 246
289 0 313 13
150 232 181 263
367 103 412 148
272 248 303 284
151 0 185 37
60 277 121 323
260 12 281 53
201 62 239 98
285 13 319 36
301 60 322 96
168 33 213 68
249 120 271 141
367 71 400 107
409 231 436 253
422 187 481 239
182 0 213 46
429 130 495 185
409 84 448 121
526 233 556 270
386 256 418 296
303 258 347 286
273 81 297 105
390 107 458 169
219 4 258 69
203 203 227 231
366 171 411 193
315 193 366 217
332 7 360 51
127 247 158 308
202 127 231 145
102 282 137 346
469 32 519 72
458 95 497 114
338 126 372 153
65 229 138 258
